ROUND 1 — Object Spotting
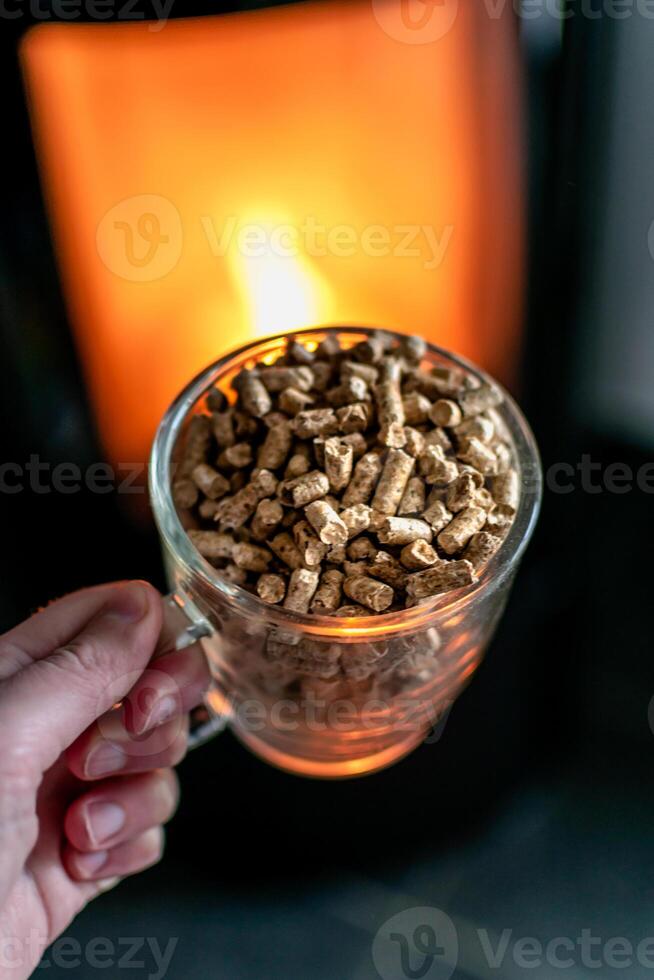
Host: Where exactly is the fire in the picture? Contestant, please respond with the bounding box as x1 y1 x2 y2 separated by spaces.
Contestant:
20 0 522 467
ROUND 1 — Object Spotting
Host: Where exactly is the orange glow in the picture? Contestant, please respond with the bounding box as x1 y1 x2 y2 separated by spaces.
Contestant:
21 1 522 466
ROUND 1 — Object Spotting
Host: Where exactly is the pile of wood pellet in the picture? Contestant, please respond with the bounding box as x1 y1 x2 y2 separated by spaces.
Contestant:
172 331 520 616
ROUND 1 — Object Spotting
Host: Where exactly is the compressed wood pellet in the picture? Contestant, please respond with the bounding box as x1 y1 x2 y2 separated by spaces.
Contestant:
464 531 502 572
457 437 498 476
284 568 320 613
327 376 369 407
336 402 373 433
340 432 367 459
309 360 333 391
173 477 199 510
188 530 235 562
419 445 459 486
192 463 230 500
233 410 259 438
232 542 272 572
458 383 502 418
351 335 385 364
342 451 383 507
284 452 311 480
230 471 247 493
430 399 463 428
398 476 426 516
371 449 414 515
446 471 481 513
257 573 287 604
218 469 277 532
377 517 433 546
454 415 495 444
326 543 347 564
234 369 272 418
280 470 329 507
438 506 487 555
324 437 354 492
279 387 315 415
173 330 521 620
347 536 377 561
292 408 339 439
423 427 453 452
402 391 432 425
223 563 247 585
217 443 253 470
399 334 427 364
316 333 342 358
367 551 407 589
257 420 293 470
332 604 370 617
400 539 440 570
343 560 371 578
287 338 315 364
484 505 515 538
374 372 406 449
310 569 344 613
180 415 212 473
340 503 372 537
198 497 221 520
341 361 379 386
493 442 513 473
293 520 328 568
405 559 476 599
250 498 284 540
206 386 227 412
211 411 236 448
269 531 304 569
403 427 426 458
344 574 394 612
259 365 314 393
305 500 348 546
492 470 520 513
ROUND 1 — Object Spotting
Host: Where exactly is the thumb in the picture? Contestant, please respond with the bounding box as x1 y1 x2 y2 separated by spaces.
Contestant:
0 581 162 783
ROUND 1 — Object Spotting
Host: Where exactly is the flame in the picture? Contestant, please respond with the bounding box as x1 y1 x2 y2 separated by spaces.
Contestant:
20 0 522 467
226 211 334 336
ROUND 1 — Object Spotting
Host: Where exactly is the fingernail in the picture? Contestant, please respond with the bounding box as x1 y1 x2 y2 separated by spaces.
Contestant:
75 849 108 878
144 695 178 732
86 802 125 846
103 584 150 625
85 742 127 778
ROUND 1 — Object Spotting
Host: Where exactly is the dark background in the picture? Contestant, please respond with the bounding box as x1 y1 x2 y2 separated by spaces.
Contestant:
1 2 654 978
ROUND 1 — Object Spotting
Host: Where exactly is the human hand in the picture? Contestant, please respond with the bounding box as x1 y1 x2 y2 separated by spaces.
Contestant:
0 581 210 978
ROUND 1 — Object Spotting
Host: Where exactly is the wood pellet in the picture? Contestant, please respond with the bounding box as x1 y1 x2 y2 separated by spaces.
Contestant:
172 331 520 615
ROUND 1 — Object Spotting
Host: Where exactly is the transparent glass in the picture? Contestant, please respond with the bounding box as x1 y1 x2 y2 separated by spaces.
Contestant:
149 328 541 778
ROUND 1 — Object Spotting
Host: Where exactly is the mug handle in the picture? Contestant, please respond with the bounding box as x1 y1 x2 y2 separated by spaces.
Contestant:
158 592 229 750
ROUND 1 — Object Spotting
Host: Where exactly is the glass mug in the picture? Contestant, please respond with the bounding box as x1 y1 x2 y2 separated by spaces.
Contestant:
149 327 541 778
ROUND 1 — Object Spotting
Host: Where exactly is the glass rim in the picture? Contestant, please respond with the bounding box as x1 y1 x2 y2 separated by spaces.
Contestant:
149 325 542 638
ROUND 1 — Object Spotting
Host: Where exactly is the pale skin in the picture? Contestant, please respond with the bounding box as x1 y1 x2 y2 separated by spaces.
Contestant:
0 581 211 979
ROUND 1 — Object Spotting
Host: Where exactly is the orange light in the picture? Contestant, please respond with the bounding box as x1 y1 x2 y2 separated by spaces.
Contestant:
21 0 523 467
